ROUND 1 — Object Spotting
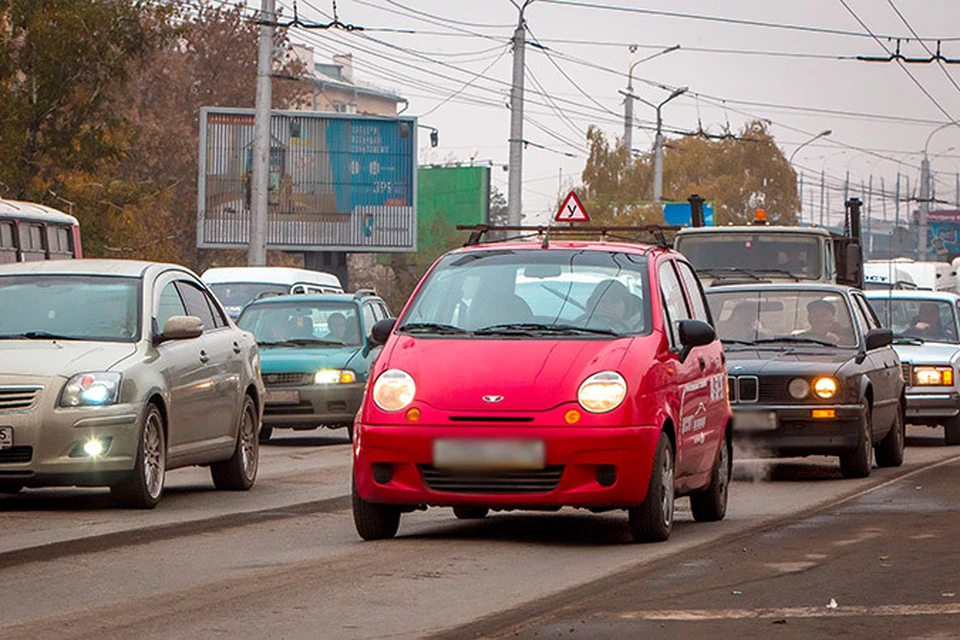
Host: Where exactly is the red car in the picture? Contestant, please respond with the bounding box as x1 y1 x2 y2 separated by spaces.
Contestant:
352 237 732 542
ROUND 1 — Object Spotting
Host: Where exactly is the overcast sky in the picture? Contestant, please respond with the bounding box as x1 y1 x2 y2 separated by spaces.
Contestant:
272 0 960 225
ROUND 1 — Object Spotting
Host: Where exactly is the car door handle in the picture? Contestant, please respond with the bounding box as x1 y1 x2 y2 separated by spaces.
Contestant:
232 342 242 354
199 350 210 364
699 356 706 372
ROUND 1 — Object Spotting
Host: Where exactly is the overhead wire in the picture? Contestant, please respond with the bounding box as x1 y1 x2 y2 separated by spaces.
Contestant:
886 0 960 96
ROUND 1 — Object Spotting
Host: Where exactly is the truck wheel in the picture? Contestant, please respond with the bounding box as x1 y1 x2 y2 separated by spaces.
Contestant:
875 406 905 467
352 478 401 540
690 435 731 522
628 433 674 543
840 408 872 479
945 417 960 446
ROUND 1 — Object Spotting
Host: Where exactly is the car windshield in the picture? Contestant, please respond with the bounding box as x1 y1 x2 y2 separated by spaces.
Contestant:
706 289 858 348
867 297 959 344
677 233 822 281
399 248 650 337
238 301 362 346
209 282 288 308
0 274 140 342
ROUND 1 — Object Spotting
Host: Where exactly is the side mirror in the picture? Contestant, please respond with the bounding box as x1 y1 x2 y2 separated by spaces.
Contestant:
865 327 893 351
677 319 716 362
370 318 397 347
158 315 204 343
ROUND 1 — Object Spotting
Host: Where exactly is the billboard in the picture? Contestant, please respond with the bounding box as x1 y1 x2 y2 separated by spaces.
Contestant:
662 200 715 227
198 108 417 252
417 165 489 249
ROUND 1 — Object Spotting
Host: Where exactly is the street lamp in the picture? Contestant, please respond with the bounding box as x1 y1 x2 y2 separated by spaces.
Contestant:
622 45 680 159
919 121 960 260
788 129 832 165
633 86 687 202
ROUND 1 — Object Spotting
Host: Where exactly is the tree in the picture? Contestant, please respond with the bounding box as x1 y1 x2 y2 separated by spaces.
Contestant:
578 121 800 227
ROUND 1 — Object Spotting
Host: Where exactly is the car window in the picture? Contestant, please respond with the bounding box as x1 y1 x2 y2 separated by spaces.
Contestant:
362 303 377 334
868 297 959 344
156 282 187 331
849 296 871 337
238 301 363 346
378 302 392 319
676 260 710 323
176 281 217 331
204 290 227 328
853 294 880 331
659 261 691 344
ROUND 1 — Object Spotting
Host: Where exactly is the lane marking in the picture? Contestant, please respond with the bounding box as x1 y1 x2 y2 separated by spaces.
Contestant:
618 603 960 621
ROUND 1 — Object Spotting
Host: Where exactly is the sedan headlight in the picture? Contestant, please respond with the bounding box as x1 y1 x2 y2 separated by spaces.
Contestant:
578 371 627 414
788 378 810 400
315 369 357 385
913 366 954 386
60 372 122 407
372 369 416 412
812 376 838 399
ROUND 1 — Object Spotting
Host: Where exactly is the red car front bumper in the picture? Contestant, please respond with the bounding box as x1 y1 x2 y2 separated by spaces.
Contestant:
353 422 662 509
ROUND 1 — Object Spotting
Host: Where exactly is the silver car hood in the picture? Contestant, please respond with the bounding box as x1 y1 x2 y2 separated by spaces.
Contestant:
0 340 138 378
892 342 960 366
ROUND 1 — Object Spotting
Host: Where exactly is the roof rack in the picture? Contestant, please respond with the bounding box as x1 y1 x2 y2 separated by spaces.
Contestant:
455 224 681 250
352 289 378 299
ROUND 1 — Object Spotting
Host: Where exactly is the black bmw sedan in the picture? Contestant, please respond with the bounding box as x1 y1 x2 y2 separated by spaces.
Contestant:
705 284 905 478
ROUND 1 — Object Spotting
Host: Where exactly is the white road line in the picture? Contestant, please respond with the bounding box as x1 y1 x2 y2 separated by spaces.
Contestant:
617 603 960 621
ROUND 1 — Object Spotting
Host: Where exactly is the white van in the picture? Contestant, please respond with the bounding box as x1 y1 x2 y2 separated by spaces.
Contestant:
202 266 344 319
865 259 957 294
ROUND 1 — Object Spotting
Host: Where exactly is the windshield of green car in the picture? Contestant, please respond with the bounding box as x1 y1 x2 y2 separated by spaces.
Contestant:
399 248 651 337
706 289 857 348
0 274 140 342
867 297 959 344
677 232 823 281
238 301 362 346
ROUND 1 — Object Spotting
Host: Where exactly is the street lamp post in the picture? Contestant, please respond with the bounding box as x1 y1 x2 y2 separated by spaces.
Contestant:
645 87 687 202
788 129 832 166
622 45 679 161
919 121 960 260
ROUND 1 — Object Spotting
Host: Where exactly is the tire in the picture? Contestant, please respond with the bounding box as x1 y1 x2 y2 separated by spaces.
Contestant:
347 422 354 442
352 478 401 540
111 403 166 509
211 395 260 491
875 404 905 467
690 434 732 522
945 417 960 446
628 433 675 543
840 407 873 479
258 424 273 444
453 506 489 520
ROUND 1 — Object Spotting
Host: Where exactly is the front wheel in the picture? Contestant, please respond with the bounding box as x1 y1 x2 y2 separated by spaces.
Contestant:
628 433 675 543
352 479 401 540
840 407 873 479
945 417 960 446
690 434 731 522
258 424 273 444
111 403 166 509
211 395 259 491
875 405 905 467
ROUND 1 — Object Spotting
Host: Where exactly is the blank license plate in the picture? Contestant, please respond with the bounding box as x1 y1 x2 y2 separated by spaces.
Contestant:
433 439 545 470
265 390 300 405
0 426 12 450
736 411 778 432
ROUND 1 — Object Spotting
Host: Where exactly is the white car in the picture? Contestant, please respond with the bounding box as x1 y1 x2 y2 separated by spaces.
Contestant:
202 266 344 319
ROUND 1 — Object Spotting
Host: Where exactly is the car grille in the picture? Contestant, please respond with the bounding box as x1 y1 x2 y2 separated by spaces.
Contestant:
0 386 42 412
0 446 33 464
262 372 311 387
728 376 759 403
901 362 911 386
418 465 564 494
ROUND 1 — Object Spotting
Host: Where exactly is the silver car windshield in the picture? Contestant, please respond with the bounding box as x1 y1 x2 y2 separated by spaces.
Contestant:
707 289 858 348
868 298 959 344
0 275 140 342
399 249 651 337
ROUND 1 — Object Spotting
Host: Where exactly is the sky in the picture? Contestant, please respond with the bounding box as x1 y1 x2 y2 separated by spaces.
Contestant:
257 0 960 227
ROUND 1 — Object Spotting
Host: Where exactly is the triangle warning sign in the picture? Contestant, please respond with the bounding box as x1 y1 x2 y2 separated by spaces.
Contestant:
555 191 589 222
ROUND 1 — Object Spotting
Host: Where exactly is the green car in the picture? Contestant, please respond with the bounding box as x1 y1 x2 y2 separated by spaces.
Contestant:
237 291 392 442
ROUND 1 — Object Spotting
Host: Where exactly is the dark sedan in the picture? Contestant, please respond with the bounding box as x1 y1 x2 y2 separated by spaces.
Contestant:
706 284 905 478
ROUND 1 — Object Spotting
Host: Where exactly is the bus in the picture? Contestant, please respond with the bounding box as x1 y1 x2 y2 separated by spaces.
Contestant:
0 199 82 263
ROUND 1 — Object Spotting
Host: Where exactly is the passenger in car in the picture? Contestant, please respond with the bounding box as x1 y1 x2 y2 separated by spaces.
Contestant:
720 301 762 342
910 302 956 341
582 279 633 331
326 312 347 342
801 299 847 344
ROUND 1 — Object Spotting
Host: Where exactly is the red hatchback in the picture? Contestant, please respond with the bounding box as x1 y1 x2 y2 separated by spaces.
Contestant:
352 237 732 542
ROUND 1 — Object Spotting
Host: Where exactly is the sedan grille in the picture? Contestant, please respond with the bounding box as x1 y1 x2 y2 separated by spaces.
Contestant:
728 376 759 403
0 386 42 412
263 372 311 387
0 446 33 464
418 465 564 494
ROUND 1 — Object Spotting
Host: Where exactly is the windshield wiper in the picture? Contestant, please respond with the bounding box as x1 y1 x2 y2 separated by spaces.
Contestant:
721 339 757 345
258 338 346 347
475 322 620 337
750 268 803 282
699 267 764 281
753 337 838 348
397 322 470 335
0 331 77 340
892 334 924 345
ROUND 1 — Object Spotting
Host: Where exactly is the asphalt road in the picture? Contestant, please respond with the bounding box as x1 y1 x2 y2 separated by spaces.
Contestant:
0 427 957 639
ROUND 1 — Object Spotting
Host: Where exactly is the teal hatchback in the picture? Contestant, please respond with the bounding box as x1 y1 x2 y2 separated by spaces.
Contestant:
237 291 392 441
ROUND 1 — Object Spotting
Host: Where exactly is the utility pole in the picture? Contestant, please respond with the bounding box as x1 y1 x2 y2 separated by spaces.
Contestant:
819 170 825 226
248 0 275 267
919 154 930 260
507 1 533 226
651 87 687 202
622 45 679 165
798 171 804 223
